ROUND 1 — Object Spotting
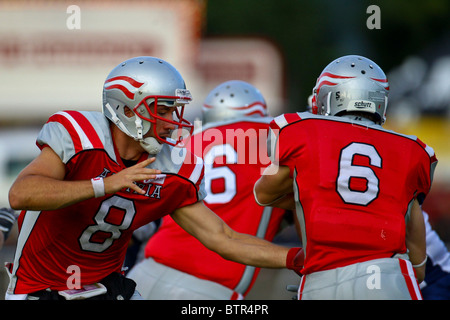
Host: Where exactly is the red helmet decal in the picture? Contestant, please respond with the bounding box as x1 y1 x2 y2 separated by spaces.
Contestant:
104 76 145 100
315 72 355 97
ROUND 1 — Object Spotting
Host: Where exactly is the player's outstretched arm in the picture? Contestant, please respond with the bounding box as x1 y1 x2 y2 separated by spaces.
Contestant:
171 201 295 269
9 146 161 211
254 164 295 210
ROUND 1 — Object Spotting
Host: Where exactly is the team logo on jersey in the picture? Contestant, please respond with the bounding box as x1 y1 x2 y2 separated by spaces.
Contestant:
104 76 145 100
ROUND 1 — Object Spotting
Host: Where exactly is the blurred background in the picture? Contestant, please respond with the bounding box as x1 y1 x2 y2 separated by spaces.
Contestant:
0 0 449 299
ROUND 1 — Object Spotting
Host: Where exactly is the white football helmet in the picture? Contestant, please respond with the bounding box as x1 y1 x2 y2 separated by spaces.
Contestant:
313 55 389 124
202 80 267 124
103 56 193 153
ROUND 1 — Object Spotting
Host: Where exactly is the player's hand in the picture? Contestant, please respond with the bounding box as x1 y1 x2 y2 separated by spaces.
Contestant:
104 157 162 195
286 247 304 276
0 208 17 241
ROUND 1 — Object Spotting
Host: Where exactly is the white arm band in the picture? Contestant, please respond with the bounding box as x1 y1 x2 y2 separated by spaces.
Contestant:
253 184 286 207
412 256 427 268
91 177 105 198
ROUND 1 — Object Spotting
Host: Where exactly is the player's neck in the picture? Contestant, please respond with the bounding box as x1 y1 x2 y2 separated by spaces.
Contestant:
111 124 145 161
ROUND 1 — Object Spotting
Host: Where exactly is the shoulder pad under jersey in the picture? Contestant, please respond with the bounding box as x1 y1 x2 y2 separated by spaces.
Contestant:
37 111 116 164
268 112 313 161
269 112 315 131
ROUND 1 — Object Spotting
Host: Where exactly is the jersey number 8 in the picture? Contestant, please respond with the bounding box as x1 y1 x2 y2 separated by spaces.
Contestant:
79 196 135 253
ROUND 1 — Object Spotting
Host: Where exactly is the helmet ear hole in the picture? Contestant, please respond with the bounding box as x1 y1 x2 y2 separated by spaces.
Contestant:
124 106 134 118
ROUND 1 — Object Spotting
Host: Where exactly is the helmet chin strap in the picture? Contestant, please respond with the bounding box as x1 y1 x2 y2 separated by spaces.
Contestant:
135 113 164 154
105 103 164 154
105 103 135 138
140 137 163 154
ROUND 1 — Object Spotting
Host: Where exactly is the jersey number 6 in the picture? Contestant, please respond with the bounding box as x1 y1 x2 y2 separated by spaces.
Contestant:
336 142 382 206
203 144 238 204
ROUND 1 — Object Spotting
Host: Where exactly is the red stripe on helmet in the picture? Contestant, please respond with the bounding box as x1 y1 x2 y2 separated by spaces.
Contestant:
104 84 135 100
105 76 144 88
318 72 355 80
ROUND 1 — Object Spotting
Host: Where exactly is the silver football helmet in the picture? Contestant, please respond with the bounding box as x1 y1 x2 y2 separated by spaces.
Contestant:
313 55 389 124
103 56 193 153
202 80 267 124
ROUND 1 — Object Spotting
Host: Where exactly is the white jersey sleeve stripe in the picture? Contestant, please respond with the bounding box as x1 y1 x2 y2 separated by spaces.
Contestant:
273 114 288 129
56 111 94 150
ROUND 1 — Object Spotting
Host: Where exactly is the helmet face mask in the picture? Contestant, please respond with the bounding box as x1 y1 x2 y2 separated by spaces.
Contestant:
313 55 389 125
202 80 268 124
103 56 193 150
134 92 193 147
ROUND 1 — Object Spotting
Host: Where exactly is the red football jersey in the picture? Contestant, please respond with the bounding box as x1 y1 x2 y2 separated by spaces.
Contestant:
8 111 205 294
270 112 437 275
145 118 286 296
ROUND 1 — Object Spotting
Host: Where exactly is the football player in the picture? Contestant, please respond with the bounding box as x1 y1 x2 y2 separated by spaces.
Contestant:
6 57 302 300
254 55 437 299
127 80 291 299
